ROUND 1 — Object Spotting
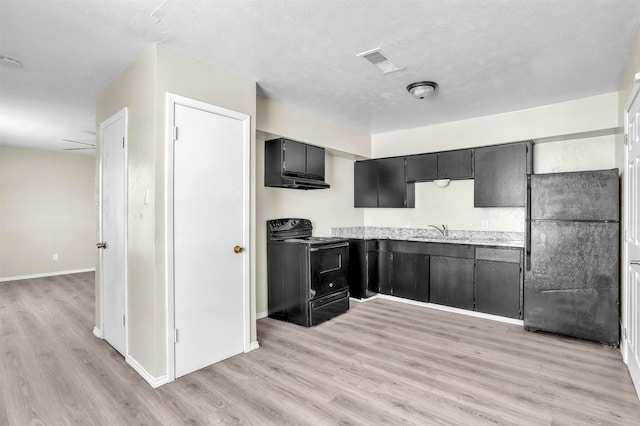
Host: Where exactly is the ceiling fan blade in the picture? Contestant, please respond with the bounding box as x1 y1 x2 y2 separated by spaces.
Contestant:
63 147 95 151
63 138 95 147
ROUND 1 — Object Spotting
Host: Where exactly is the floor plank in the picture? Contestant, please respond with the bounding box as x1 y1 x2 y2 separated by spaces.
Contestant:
1 272 639 425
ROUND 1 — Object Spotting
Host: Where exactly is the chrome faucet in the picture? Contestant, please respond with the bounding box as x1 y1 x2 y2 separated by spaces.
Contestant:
427 224 448 237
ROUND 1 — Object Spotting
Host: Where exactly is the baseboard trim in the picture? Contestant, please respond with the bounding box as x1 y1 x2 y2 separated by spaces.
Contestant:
249 341 260 351
126 355 168 388
373 294 524 326
350 295 380 303
1 268 96 282
93 327 103 339
256 311 268 320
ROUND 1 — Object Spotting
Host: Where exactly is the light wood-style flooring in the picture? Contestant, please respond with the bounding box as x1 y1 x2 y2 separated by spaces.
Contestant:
1 272 639 425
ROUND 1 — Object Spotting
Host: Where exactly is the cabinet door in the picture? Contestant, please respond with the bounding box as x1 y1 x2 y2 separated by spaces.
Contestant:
474 142 532 207
437 150 473 179
429 256 474 309
347 240 367 299
305 145 325 179
378 157 408 207
475 260 521 319
354 160 378 207
366 251 379 295
406 153 437 182
392 252 429 302
377 251 393 295
282 140 307 177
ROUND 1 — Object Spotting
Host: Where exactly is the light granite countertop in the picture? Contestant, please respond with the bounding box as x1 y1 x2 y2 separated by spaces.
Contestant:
331 226 525 248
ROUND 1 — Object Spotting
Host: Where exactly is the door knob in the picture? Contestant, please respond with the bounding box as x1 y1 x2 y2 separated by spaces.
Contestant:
97 241 107 249
233 245 244 254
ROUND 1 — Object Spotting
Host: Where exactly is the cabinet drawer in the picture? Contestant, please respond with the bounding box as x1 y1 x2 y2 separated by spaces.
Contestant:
475 247 521 263
424 243 474 258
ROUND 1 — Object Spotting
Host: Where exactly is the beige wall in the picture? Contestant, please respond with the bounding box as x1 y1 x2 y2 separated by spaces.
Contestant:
255 98 369 315
96 46 159 375
96 45 257 379
0 146 96 279
367 94 619 232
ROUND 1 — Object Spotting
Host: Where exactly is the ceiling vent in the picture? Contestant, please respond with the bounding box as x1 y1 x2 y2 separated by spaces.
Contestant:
357 48 401 74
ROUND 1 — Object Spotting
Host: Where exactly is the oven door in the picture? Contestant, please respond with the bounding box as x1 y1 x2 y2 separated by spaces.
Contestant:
309 242 349 299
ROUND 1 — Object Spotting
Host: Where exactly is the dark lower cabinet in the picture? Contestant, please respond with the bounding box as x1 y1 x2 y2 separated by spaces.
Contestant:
391 252 429 302
475 247 522 319
475 260 521 318
429 256 475 310
347 239 378 299
377 245 429 302
346 239 524 319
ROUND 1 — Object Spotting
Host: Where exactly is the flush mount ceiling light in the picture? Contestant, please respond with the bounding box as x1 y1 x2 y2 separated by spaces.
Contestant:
0 54 23 68
434 179 451 188
407 81 438 99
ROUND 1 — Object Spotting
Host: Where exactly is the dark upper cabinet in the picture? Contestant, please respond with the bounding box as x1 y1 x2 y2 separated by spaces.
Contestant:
265 138 329 189
406 149 473 182
354 160 379 207
474 141 533 207
305 144 325 179
429 256 475 310
437 150 473 179
406 153 437 182
282 139 307 176
354 158 415 208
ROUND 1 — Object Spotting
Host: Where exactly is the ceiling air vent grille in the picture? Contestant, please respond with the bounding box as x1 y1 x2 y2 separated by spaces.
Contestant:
357 48 401 74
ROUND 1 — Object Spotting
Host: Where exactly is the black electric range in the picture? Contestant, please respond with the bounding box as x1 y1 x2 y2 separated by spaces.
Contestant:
266 218 350 327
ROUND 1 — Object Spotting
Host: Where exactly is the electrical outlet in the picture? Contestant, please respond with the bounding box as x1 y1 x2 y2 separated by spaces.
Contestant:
481 220 489 230
52 253 58 261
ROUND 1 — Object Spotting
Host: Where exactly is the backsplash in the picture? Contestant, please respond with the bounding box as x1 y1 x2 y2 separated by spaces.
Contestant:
331 226 524 243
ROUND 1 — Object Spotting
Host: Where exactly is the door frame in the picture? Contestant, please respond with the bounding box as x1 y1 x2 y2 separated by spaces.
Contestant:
97 107 129 355
165 93 251 383
622 72 640 399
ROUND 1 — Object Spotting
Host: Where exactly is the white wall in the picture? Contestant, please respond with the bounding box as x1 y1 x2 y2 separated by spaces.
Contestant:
0 146 96 279
367 94 619 232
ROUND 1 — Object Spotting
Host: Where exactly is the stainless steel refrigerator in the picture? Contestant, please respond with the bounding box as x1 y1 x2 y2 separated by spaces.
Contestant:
524 169 620 345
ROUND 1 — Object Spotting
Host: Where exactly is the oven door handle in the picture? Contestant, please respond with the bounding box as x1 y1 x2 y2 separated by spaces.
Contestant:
309 242 349 251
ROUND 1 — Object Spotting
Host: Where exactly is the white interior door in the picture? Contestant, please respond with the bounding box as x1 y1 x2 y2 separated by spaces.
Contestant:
625 73 640 399
99 109 127 356
172 99 249 379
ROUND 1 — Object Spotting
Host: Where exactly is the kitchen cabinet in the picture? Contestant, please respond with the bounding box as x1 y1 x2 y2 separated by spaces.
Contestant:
406 149 473 182
429 255 475 310
265 138 329 189
474 141 533 207
406 153 437 182
354 158 415 208
378 241 429 302
475 247 522 319
347 239 378 299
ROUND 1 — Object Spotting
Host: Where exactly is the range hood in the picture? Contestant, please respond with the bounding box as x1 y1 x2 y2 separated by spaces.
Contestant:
264 138 330 190
276 174 330 190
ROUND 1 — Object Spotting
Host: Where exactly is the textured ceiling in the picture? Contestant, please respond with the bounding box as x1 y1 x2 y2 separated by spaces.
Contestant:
1 0 640 153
